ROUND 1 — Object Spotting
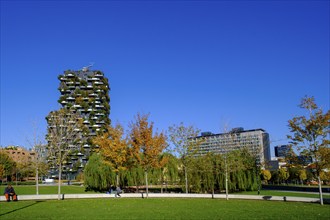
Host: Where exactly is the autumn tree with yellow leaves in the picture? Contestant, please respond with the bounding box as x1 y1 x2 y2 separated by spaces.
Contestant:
129 113 167 198
93 123 128 186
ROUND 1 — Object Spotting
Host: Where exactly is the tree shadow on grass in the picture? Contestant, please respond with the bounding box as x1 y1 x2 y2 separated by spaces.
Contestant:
0 201 45 217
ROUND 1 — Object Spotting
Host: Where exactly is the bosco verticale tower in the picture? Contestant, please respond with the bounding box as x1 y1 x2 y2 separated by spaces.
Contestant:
46 66 110 177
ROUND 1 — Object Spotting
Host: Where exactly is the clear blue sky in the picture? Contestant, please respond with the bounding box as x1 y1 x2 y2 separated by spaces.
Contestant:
1 0 329 157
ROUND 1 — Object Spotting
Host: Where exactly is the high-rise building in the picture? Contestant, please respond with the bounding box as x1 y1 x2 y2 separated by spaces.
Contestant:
274 145 290 158
46 67 110 176
192 128 271 165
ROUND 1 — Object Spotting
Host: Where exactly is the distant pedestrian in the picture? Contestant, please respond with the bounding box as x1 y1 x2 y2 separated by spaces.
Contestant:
108 185 115 194
4 184 17 202
116 186 122 198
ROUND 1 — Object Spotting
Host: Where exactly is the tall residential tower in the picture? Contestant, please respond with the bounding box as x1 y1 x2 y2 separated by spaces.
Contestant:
46 67 110 176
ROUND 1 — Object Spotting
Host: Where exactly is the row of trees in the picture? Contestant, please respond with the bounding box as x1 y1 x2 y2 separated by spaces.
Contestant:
82 114 263 198
84 146 261 194
2 95 327 205
83 96 329 204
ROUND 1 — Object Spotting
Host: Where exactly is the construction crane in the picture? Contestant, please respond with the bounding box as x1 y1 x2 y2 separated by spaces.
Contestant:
82 62 94 72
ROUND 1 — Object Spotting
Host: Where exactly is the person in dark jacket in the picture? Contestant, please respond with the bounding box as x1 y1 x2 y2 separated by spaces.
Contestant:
4 184 17 202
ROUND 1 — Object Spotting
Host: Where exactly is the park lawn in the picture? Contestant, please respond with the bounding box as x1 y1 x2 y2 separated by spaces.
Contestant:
0 185 95 195
0 198 329 220
2 185 329 200
235 190 330 199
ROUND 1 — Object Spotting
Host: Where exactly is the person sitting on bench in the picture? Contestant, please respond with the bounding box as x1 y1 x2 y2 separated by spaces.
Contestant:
4 184 17 202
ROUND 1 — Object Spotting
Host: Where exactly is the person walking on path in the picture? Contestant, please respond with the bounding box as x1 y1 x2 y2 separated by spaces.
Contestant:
116 186 122 198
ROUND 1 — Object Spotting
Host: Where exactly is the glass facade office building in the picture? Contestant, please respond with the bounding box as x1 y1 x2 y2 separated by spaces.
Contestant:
193 128 271 165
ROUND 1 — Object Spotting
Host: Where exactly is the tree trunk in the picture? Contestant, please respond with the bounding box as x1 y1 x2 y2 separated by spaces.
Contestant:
225 156 228 200
133 176 139 193
36 167 39 195
160 173 164 194
185 166 188 194
317 175 323 205
116 173 119 186
58 163 62 200
145 171 149 198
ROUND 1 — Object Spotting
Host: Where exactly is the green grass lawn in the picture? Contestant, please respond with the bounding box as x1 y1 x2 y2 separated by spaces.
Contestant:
0 198 329 220
1 185 329 199
0 185 94 195
235 190 330 199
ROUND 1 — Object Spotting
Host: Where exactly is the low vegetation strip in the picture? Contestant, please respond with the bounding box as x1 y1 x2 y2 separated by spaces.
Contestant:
0 198 329 220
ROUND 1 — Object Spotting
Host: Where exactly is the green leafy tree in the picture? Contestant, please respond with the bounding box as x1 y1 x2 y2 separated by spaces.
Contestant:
278 168 290 183
260 169 272 184
160 153 179 193
168 122 201 193
298 169 307 185
287 96 330 205
0 150 16 182
84 153 115 191
123 164 144 192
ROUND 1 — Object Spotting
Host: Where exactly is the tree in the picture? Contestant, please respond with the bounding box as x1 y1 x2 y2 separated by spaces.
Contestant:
32 144 49 194
168 122 201 193
93 123 128 186
260 169 272 184
207 130 238 199
287 96 330 205
26 120 48 195
159 153 178 193
46 109 85 200
16 158 30 182
129 113 167 198
84 153 115 191
278 168 290 183
298 169 307 185
0 150 16 182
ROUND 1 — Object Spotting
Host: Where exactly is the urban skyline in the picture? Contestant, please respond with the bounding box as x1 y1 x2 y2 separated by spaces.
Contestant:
1 1 329 158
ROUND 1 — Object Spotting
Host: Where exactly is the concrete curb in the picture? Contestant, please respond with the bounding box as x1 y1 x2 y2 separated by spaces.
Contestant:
0 193 324 203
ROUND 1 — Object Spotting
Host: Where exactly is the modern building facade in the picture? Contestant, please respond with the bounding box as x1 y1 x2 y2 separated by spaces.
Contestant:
274 145 290 158
1 146 38 181
2 146 37 164
192 128 271 165
46 67 110 176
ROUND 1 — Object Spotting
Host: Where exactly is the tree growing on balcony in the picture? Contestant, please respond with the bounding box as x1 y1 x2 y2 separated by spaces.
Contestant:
46 108 84 200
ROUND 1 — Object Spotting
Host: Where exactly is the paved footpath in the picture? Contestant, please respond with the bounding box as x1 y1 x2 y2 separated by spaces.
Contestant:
0 193 328 204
